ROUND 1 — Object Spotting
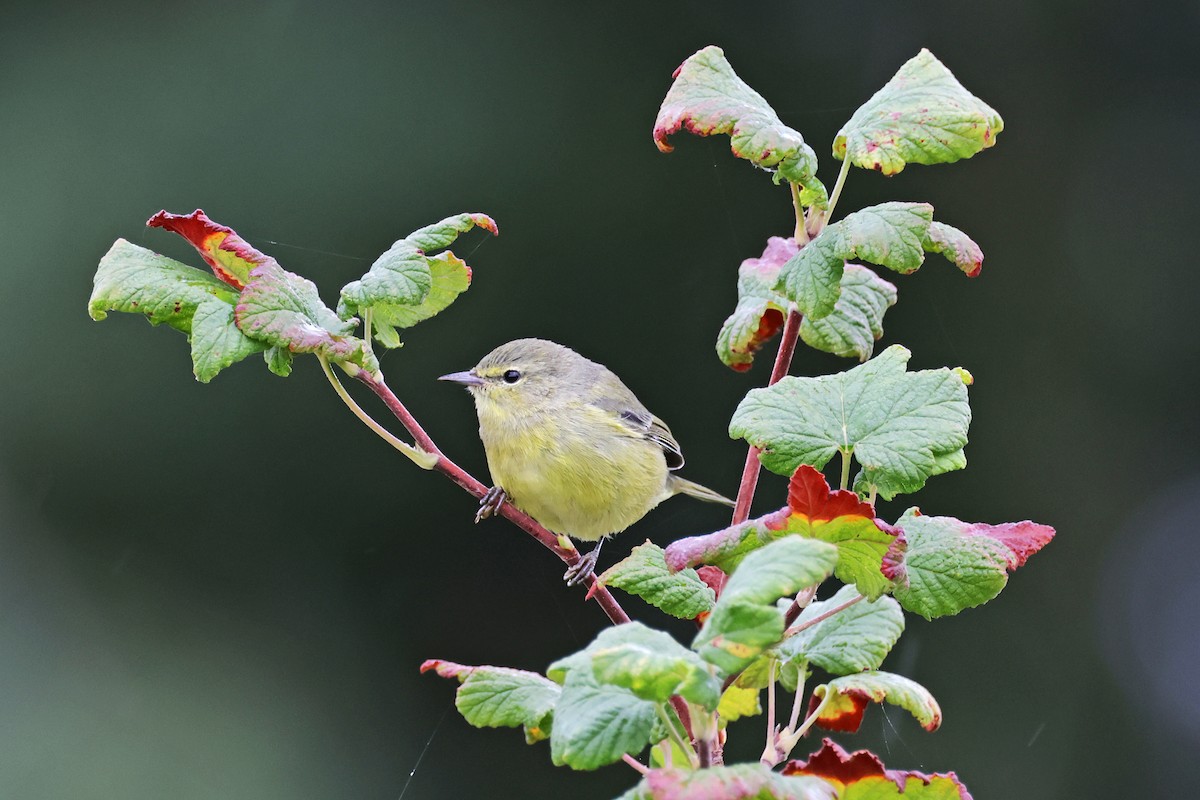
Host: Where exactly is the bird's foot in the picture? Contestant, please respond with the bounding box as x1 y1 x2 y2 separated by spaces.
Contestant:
475 486 507 523
563 544 602 587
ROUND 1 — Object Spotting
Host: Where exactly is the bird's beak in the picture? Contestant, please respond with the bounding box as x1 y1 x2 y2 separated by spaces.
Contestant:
438 370 484 387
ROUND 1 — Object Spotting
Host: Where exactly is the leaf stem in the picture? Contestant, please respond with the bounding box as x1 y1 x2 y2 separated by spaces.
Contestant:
783 593 865 638
657 705 699 768
839 449 852 491
786 671 808 732
789 183 810 245
731 307 803 524
622 754 649 775
810 155 852 236
759 658 779 766
318 355 435 468
342 367 633 625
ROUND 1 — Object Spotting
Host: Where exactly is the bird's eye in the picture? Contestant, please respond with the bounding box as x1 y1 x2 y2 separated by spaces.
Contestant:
502 369 522 384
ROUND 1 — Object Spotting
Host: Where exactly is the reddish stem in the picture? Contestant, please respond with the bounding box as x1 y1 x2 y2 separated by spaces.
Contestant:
353 371 632 626
730 308 803 524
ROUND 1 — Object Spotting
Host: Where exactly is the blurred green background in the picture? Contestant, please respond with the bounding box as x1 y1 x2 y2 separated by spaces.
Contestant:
2 1 1198 797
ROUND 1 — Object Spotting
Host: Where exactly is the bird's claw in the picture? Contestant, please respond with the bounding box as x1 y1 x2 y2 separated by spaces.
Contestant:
475 486 507 523
564 548 600 587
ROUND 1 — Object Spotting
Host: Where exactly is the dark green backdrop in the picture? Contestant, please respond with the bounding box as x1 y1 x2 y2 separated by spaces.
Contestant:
2 1 1197 797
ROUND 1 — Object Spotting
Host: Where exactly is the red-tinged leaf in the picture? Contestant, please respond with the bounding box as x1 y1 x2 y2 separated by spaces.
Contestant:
621 764 837 800
922 221 983 277
785 739 973 800
420 659 475 680
665 466 898 598
235 262 379 374
716 236 795 372
147 209 274 290
809 672 941 734
654 46 826 201
881 511 1054 619
788 464 876 522
976 520 1056 568
807 688 868 732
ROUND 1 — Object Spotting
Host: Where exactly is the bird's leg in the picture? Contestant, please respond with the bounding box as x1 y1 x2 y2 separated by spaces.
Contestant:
563 539 603 586
475 486 507 523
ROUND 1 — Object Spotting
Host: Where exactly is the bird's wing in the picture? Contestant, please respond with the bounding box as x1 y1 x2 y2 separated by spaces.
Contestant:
595 397 685 470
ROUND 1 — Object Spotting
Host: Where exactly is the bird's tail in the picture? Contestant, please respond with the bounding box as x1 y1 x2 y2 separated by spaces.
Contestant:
668 475 736 507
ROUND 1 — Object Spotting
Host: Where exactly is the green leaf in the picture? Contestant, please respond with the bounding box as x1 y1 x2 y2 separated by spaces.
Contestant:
599 541 715 619
88 239 265 382
717 684 762 723
922 221 984 277
653 45 826 203
729 346 971 500
785 739 972 800
619 764 837 800
776 585 904 676
721 537 840 606
776 203 933 320
236 262 379 375
834 48 1003 176
338 213 496 348
588 622 721 710
549 669 659 771
812 671 941 733
420 659 559 744
882 511 1054 620
189 297 269 382
693 538 838 676
799 265 897 362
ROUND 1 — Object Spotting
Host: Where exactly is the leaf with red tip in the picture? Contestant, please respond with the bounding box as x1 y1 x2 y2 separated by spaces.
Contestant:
882 511 1054 619
654 46 826 204
785 739 973 800
922 221 983 277
421 659 560 744
236 262 379 374
88 239 265 382
338 213 497 348
809 671 941 733
147 209 274 290
619 764 836 800
665 466 897 599
833 48 1003 176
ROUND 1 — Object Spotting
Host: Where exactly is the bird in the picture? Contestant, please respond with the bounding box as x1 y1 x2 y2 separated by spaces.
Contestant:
439 338 734 584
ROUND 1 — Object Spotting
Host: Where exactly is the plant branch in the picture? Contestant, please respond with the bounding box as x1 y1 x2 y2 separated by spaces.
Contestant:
340 367 632 626
731 307 803 524
318 356 435 469
759 659 779 766
782 586 817 629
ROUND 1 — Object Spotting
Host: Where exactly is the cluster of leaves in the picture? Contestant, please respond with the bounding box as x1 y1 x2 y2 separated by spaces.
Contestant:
418 45 1048 800
89 208 496 383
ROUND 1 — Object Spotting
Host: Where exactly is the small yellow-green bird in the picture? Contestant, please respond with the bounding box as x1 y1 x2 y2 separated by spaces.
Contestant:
440 338 733 584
